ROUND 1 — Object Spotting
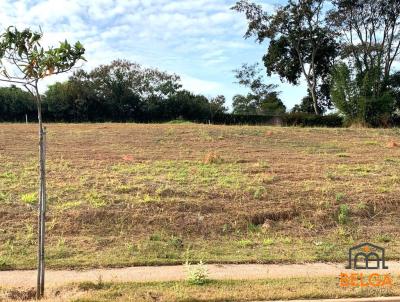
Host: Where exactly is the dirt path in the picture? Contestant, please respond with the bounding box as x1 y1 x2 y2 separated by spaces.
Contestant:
1 262 400 288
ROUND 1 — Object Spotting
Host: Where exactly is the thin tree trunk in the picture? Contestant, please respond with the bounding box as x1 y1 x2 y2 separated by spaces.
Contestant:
295 43 320 115
35 84 46 299
310 86 320 115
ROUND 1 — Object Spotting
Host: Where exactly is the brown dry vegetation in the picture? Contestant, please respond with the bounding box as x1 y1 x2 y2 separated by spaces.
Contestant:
1 277 399 302
1 123 400 269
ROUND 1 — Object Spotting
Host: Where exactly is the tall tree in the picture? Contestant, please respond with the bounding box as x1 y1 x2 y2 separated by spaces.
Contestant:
87 60 182 120
328 0 400 125
233 63 286 115
209 95 228 122
0 85 35 121
0 26 85 298
233 0 338 114
328 0 400 81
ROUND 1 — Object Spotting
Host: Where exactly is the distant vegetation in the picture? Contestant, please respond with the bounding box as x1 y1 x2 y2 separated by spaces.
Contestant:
234 0 400 126
0 59 341 126
0 60 227 123
1 0 400 127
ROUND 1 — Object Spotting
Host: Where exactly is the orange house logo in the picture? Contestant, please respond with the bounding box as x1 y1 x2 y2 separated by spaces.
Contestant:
340 242 392 288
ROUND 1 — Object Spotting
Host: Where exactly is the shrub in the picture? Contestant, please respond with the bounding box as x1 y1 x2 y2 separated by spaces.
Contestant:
338 204 350 225
185 260 209 285
282 113 343 127
212 113 281 125
211 113 343 127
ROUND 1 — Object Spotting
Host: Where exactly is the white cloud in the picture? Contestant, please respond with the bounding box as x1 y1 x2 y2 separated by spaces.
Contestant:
180 74 223 96
0 0 307 109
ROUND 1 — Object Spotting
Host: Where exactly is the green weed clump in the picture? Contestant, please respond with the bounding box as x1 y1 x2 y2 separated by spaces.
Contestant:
338 204 350 225
185 260 209 285
21 192 36 205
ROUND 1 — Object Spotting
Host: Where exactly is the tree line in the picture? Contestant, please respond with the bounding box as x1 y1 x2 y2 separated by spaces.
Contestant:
0 60 230 123
1 0 400 127
0 58 298 124
233 0 400 126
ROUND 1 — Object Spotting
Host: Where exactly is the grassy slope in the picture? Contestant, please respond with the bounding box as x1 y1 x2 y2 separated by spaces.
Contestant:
1 123 400 269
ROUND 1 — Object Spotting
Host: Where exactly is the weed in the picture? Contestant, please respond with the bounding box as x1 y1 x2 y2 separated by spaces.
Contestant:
247 223 260 233
169 236 184 249
221 224 230 233
21 192 36 205
56 201 82 210
86 191 107 208
149 233 163 241
253 187 266 199
237 239 254 248
377 186 391 193
279 237 292 244
356 202 367 211
256 160 269 169
53 237 69 258
364 140 379 145
0 192 9 203
185 260 209 285
377 234 392 243
0 256 7 269
326 172 339 180
125 243 137 255
335 193 345 203
262 238 274 246
338 204 350 225
0 171 16 181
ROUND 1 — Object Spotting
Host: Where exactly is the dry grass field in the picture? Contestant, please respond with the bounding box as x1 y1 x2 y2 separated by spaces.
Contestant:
2 277 400 301
1 123 400 269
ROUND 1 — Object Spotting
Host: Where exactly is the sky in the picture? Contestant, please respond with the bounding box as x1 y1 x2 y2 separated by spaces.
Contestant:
0 0 308 110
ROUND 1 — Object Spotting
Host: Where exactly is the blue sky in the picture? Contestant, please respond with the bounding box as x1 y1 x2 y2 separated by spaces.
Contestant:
0 0 307 110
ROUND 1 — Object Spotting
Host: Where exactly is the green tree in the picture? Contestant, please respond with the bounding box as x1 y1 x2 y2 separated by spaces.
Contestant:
233 63 286 115
209 95 228 121
0 26 85 298
292 91 326 114
0 85 35 121
327 0 400 125
233 0 338 114
328 0 400 81
331 63 394 125
232 94 258 115
45 82 75 121
87 60 182 120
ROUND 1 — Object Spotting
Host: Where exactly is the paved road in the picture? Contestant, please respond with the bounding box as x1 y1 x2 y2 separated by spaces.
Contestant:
1 262 400 288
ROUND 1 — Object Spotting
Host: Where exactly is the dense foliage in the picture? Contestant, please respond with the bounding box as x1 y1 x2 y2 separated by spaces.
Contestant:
3 0 400 127
0 60 228 123
232 63 286 115
0 85 35 121
234 0 400 126
233 0 338 115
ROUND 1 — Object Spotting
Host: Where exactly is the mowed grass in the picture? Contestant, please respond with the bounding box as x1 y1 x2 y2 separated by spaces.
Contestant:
1 123 400 269
2 277 399 301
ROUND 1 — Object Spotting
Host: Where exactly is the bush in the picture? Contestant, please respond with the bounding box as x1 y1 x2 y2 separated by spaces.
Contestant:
283 113 343 127
338 204 350 225
212 113 282 125
185 260 209 285
210 113 343 127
